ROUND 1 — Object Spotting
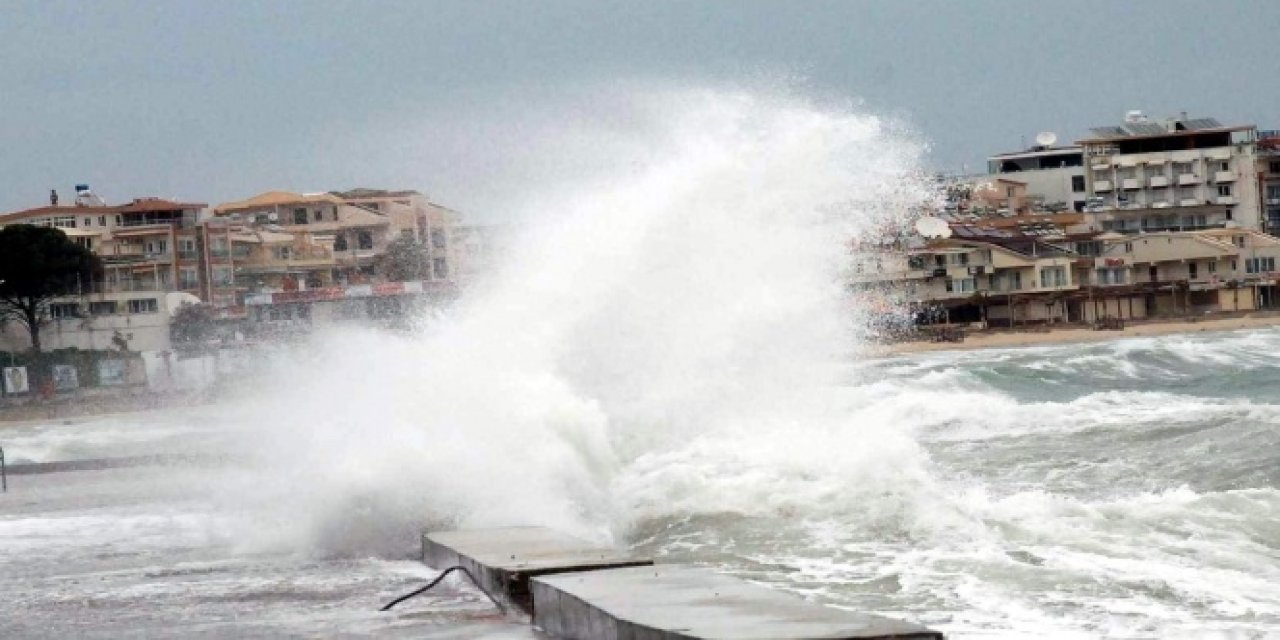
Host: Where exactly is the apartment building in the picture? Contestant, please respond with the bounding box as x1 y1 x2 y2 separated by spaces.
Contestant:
1078 113 1261 234
211 189 458 293
1258 130 1280 231
0 190 208 297
986 144 1087 213
855 218 1280 329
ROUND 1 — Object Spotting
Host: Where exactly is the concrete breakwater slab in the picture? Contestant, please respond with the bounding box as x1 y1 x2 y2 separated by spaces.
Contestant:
532 564 943 640
422 527 653 613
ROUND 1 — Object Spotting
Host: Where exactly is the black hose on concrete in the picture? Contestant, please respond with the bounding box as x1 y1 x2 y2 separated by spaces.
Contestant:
380 565 506 613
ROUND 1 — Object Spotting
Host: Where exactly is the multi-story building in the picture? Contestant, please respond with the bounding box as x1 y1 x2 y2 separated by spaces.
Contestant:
987 144 1087 213
1078 113 1261 234
211 189 459 293
1257 130 1280 232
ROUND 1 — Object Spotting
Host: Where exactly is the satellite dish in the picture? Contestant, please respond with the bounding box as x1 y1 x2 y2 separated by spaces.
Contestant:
914 217 953 239
1035 131 1058 147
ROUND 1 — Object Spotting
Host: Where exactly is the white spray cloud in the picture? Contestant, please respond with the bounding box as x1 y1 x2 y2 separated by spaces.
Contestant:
214 83 936 557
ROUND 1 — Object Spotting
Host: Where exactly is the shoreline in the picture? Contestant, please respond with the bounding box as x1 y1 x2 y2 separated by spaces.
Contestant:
874 311 1280 356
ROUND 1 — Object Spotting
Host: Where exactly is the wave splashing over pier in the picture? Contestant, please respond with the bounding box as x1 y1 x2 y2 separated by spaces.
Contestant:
220 85 931 556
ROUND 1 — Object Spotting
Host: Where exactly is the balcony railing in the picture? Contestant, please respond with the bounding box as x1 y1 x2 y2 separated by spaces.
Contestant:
1094 180 1113 192
1122 178 1143 190
1214 171 1237 183
1178 174 1201 185
1148 176 1170 188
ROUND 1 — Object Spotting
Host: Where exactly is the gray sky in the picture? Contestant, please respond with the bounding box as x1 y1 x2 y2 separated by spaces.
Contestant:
2 0 1277 218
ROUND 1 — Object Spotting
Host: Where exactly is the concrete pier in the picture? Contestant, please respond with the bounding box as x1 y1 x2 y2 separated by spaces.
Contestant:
421 527 653 613
532 564 943 640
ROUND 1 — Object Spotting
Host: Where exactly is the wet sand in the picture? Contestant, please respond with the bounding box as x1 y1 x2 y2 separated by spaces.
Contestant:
879 312 1280 356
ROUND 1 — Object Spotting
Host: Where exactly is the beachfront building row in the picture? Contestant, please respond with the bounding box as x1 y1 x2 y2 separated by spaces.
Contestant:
0 186 470 353
974 113 1273 236
856 224 1280 327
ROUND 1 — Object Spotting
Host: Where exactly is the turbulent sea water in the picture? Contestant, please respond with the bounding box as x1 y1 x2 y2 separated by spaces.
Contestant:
2 329 1279 639
3 88 1278 638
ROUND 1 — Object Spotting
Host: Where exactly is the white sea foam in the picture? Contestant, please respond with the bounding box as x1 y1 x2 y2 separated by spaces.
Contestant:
204 84 933 556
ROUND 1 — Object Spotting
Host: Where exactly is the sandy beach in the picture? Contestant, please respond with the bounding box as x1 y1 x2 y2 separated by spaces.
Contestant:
879 311 1280 356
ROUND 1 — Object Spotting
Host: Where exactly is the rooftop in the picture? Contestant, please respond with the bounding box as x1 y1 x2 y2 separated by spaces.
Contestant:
214 191 342 214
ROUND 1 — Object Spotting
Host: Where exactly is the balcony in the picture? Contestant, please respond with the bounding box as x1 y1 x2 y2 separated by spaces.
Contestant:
1180 198 1201 207
1178 173 1201 185
1214 171 1237 183
1151 201 1171 209
1148 176 1170 188
1094 180 1114 192
1122 178 1143 190
1217 196 1237 205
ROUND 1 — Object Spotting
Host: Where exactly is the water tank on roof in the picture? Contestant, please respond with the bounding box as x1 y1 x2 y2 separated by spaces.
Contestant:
1125 110 1148 124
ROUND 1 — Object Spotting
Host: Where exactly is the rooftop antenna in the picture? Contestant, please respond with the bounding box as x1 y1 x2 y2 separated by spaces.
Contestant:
1034 131 1058 147
914 217 953 239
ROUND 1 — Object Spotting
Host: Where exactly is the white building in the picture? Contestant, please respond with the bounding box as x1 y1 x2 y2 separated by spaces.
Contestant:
986 145 1087 213
0 291 184 354
1078 113 1261 234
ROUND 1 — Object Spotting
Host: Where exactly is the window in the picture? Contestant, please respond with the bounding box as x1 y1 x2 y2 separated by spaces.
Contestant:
1039 267 1067 288
1218 161 1230 172
75 237 93 250
1270 161 1280 174
1218 185 1232 197
1124 242 1133 253
99 215 107 226
212 267 234 286
127 298 159 314
179 268 199 289
50 302 80 319
273 246 292 260
1268 186 1280 201
1071 175 1086 192
1095 268 1126 285
1189 263 1199 279
430 230 447 249
313 210 323 222
1246 257 1277 274
1234 236 1246 248
433 258 449 279
53 216 76 229
115 215 121 225
89 301 118 316
357 231 374 250
293 208 308 224
334 234 348 251
145 240 167 255
1226 208 1233 221
83 217 92 227
1208 261 1217 274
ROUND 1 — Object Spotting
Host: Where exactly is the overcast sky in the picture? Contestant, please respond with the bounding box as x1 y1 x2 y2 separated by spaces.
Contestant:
2 0 1277 218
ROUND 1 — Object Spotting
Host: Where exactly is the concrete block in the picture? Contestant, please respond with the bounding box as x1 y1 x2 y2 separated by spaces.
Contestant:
422 526 653 613
532 564 943 640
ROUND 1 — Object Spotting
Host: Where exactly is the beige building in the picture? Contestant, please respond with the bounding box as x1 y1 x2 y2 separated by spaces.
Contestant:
0 194 209 299
211 189 459 297
1078 113 1261 233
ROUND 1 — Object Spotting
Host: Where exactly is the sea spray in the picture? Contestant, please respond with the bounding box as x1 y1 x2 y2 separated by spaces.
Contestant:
210 84 937 556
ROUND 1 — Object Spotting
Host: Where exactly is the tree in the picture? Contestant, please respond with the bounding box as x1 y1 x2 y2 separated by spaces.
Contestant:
0 225 102 353
375 235 432 281
170 302 218 352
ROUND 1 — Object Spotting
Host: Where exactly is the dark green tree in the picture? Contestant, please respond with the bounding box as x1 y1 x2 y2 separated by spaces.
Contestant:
375 235 432 281
169 302 218 352
0 225 102 353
